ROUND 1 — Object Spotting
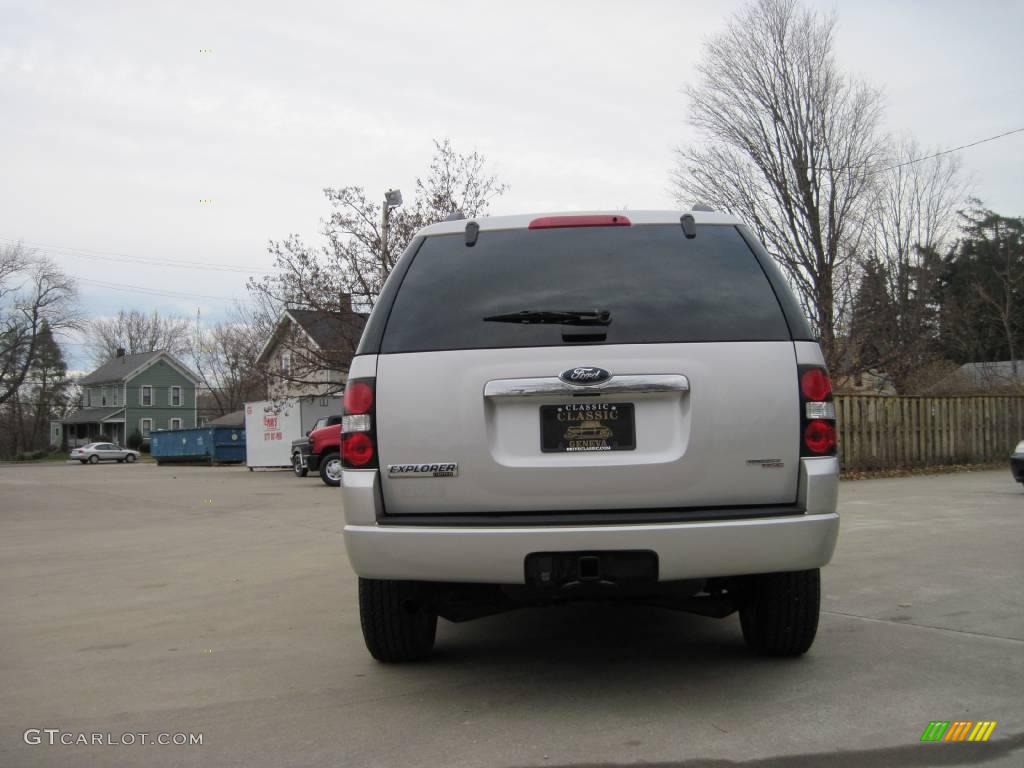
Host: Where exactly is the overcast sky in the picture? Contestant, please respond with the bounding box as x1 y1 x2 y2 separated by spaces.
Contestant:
2 0 1023 369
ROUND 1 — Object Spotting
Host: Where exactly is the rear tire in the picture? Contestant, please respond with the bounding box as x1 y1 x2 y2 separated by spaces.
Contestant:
739 569 820 657
318 451 342 487
292 453 308 477
358 578 438 662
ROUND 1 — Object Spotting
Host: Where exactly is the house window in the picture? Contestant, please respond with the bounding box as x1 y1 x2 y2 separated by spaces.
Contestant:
170 418 183 430
113 388 118 406
140 418 153 437
101 388 107 406
320 397 328 406
85 390 91 407
280 351 291 375
170 386 182 406
140 385 152 406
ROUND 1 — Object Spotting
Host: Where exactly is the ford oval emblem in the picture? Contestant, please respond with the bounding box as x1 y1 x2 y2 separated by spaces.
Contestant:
559 366 611 386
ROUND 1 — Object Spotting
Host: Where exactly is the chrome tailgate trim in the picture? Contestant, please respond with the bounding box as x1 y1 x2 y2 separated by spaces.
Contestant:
484 374 690 399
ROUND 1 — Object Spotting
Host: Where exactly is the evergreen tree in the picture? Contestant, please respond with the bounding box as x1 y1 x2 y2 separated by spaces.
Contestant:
936 206 1024 369
849 259 893 373
848 250 945 393
27 320 70 450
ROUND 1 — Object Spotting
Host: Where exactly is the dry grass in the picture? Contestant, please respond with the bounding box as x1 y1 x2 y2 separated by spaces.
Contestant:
841 461 1008 481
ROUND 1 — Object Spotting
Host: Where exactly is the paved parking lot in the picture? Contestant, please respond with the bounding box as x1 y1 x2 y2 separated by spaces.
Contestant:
1 463 1022 767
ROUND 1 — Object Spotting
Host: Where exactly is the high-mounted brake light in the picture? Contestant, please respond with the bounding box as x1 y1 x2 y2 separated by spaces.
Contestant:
342 378 378 469
528 215 631 230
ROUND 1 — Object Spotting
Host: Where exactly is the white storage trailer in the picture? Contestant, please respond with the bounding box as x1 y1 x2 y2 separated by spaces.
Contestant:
243 396 341 469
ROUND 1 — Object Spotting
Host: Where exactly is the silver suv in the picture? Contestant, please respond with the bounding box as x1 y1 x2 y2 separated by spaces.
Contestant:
340 211 839 662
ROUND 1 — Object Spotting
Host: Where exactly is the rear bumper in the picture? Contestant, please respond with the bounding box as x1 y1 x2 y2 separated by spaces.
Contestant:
341 457 839 584
1012 454 1024 482
344 513 839 583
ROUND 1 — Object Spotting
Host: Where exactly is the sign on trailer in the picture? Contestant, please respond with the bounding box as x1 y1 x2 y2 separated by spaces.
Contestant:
243 397 341 469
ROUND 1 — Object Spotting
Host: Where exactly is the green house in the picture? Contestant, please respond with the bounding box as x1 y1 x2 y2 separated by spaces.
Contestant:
62 350 201 447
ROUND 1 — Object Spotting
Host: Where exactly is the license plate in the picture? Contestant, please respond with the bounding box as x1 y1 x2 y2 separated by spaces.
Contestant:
540 402 636 453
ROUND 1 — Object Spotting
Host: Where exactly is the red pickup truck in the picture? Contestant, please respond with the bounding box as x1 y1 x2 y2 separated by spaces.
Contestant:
291 416 343 486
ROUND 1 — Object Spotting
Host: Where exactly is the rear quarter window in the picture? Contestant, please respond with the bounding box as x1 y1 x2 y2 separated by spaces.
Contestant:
379 224 792 353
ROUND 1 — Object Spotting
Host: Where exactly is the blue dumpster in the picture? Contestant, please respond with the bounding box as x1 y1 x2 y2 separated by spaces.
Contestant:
150 426 246 465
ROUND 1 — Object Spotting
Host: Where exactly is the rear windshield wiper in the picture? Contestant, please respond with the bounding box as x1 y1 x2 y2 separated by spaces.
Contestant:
483 309 612 326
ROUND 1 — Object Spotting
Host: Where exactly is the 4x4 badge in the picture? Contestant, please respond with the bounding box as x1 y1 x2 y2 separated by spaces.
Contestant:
559 366 611 386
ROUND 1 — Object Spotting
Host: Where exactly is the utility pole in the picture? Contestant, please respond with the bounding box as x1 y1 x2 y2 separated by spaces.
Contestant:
381 189 403 278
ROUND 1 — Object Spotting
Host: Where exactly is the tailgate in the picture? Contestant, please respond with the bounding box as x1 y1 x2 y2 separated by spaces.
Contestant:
376 342 798 515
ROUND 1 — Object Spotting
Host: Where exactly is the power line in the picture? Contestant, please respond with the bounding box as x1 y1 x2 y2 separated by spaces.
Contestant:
0 237 265 275
882 126 1024 173
802 126 1024 174
74 276 254 305
1 237 264 304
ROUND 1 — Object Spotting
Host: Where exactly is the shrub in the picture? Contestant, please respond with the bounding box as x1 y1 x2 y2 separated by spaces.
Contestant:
15 450 48 461
126 430 143 450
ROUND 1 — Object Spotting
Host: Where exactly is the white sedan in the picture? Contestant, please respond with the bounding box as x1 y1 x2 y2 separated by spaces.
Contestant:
70 443 140 465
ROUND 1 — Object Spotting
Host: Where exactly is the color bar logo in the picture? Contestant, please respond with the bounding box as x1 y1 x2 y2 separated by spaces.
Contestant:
921 721 997 742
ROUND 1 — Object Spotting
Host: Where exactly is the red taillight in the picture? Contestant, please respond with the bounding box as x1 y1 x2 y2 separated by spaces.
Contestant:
342 432 374 467
799 365 836 457
804 420 837 455
344 380 374 415
800 368 832 401
342 377 377 469
528 215 631 229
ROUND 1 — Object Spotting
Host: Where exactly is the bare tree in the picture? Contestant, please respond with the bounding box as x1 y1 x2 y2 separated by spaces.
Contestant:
873 139 966 267
86 309 193 364
320 138 509 301
247 138 508 393
847 141 967 390
190 320 266 416
1 244 79 407
671 0 885 369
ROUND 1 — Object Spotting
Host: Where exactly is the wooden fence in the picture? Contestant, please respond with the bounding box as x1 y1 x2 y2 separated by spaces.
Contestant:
834 395 1024 470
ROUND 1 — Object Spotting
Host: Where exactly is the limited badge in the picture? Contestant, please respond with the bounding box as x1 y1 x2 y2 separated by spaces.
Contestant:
746 458 785 469
387 463 458 478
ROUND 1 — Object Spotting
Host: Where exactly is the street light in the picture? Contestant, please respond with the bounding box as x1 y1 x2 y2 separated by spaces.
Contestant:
381 188 403 274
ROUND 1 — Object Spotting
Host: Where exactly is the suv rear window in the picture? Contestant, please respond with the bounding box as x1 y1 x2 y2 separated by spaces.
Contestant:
379 224 791 353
